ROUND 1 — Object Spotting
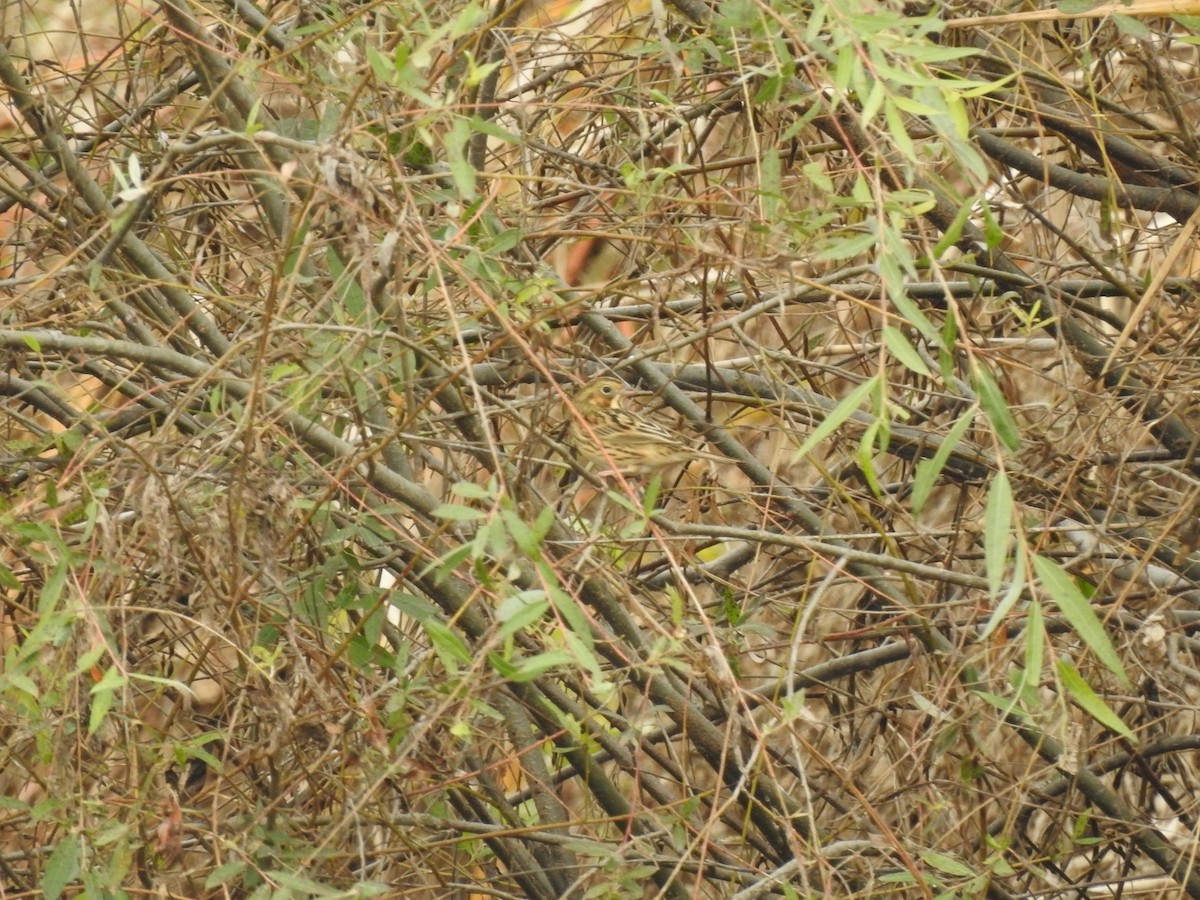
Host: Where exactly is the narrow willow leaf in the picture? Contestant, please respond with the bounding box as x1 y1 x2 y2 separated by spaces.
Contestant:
501 508 540 557
562 629 603 680
884 98 916 161
920 850 974 878
984 472 1013 598
641 476 662 515
274 870 342 895
431 503 485 522
978 200 1004 249
860 77 886 124
1015 594 1043 708
857 420 885 498
972 363 1021 451
205 860 249 890
760 141 783 221
489 650 574 683
817 229 876 261
888 288 941 344
39 558 68 614
1032 555 1130 687
469 115 520 144
542 565 594 652
390 593 439 622
423 619 472 670
451 482 495 500
487 227 523 254
793 375 880 461
939 313 959 378
981 541 1026 640
882 325 931 376
1112 13 1152 37
1022 595 1041 681
443 117 476 200
495 590 549 639
911 408 976 515
1057 659 1136 742
931 198 974 260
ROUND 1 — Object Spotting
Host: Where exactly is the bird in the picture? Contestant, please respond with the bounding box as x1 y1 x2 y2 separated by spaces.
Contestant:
566 376 729 476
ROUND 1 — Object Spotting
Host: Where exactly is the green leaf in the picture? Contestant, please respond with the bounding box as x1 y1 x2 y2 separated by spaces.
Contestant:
389 593 439 622
561 627 602 679
243 97 264 135
641 476 662 515
469 115 520 144
0 560 19 591
451 481 496 500
802 161 833 193
920 850 974 877
759 141 783 221
495 590 549 638
817 229 876 261
72 643 107 677
487 227 523 254
931 197 974 261
349 881 391 897
273 869 340 896
984 471 1013 598
1057 659 1136 741
940 313 958 378
426 542 474 581
1112 14 1151 38
176 740 226 776
1056 0 1100 14
857 419 885 497
448 1 488 37
911 409 976 515
88 666 125 735
860 77 885 124
38 559 68 614
431 503 485 522
367 45 395 83
972 363 1021 452
1017 596 1043 707
889 288 941 344
793 375 880 461
43 835 80 900
326 246 365 318
501 507 541 557
977 200 1004 250
981 540 1027 641
532 505 556 544
490 650 574 682
1032 555 1129 687
444 117 476 200
205 859 248 889
544 573 593 650
884 98 916 161
423 619 472 670
3 671 38 700
882 326 931 376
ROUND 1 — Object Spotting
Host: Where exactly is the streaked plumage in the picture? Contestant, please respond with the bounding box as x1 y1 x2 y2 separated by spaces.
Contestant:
567 377 725 475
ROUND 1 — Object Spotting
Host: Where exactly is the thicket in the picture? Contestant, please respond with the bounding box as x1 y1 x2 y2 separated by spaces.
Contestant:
2 0 1200 897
